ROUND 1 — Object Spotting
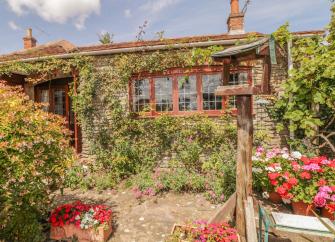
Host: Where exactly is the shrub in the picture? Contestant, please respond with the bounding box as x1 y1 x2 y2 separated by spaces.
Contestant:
0 83 74 241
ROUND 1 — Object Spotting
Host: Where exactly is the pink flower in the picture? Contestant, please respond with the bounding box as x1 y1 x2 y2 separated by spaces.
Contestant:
331 195 335 202
256 146 264 153
314 193 327 207
303 163 321 171
288 178 298 186
319 186 332 194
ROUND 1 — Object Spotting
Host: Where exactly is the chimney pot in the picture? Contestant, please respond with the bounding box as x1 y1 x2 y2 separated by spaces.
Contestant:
23 28 37 49
227 0 245 35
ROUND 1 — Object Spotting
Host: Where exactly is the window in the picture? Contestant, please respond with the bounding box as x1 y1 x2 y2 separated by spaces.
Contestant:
130 67 251 116
54 90 66 116
40 89 49 112
155 77 173 112
228 72 249 108
133 79 150 112
202 74 223 110
178 75 197 111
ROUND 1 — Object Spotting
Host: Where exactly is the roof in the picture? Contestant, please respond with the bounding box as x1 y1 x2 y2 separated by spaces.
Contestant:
0 40 77 62
211 37 269 58
0 30 325 63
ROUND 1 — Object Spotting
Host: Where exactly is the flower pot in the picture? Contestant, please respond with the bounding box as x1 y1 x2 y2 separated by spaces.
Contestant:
291 201 315 216
321 207 335 221
268 192 282 204
50 219 113 242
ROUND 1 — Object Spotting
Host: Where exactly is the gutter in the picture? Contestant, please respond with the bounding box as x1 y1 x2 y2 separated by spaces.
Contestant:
0 39 243 64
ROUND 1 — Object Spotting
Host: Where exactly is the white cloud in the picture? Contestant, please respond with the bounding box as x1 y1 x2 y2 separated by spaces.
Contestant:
140 0 181 13
5 0 101 30
124 9 132 18
8 20 21 31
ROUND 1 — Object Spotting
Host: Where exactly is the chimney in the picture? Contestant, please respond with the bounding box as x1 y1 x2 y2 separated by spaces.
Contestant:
227 0 245 35
23 28 37 49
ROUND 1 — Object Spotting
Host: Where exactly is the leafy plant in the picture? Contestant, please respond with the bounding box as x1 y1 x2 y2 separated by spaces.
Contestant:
0 83 74 241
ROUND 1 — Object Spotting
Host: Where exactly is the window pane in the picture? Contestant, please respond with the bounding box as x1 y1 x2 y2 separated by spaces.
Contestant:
178 75 197 111
54 90 66 116
40 89 49 112
228 72 249 108
155 77 173 112
133 79 150 112
202 74 223 110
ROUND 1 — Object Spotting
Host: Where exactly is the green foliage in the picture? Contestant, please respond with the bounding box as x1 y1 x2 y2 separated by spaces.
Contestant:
272 8 335 154
0 83 74 241
98 32 113 44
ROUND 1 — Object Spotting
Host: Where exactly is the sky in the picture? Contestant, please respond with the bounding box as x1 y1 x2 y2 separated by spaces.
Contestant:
0 0 332 54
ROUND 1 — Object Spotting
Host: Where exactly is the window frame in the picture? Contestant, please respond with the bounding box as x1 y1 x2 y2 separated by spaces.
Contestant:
129 65 252 117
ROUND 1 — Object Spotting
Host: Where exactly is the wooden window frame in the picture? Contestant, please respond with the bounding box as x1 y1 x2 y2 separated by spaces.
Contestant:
129 65 252 117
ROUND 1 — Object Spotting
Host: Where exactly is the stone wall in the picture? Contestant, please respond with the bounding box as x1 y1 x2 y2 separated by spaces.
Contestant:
80 52 289 159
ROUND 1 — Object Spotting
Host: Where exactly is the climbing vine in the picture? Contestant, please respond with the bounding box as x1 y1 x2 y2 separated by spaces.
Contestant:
272 4 335 155
0 45 239 202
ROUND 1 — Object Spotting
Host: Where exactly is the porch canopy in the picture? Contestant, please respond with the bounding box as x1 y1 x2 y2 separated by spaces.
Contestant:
212 37 277 96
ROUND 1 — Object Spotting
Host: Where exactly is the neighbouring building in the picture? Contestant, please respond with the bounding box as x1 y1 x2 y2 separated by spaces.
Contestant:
0 0 324 156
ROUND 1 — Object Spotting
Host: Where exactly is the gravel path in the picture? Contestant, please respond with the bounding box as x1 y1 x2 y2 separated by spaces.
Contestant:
54 189 219 242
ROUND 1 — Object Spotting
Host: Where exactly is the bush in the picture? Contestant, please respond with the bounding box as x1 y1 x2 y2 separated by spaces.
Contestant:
0 83 74 241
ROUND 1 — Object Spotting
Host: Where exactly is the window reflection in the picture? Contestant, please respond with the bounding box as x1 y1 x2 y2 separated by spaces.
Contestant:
155 77 173 112
178 75 197 111
202 74 222 110
133 79 150 112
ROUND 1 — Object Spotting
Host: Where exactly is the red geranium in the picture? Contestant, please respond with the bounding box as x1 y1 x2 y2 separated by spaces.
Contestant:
300 171 311 180
288 178 298 186
268 172 280 180
276 186 288 196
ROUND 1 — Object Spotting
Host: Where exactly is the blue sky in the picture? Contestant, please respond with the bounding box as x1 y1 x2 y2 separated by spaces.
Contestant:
0 0 332 54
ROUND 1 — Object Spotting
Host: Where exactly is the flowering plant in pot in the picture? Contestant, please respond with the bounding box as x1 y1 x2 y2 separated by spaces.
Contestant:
49 201 113 242
252 147 299 204
168 220 238 242
288 156 335 216
313 185 335 220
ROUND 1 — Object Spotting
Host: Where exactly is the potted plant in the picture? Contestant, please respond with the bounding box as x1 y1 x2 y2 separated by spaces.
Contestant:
168 220 239 242
252 147 297 204
313 185 335 220
49 201 113 242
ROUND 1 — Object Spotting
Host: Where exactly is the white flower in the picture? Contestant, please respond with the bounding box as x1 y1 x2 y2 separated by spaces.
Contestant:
281 153 289 159
75 215 80 220
282 198 291 204
274 166 282 172
252 168 262 173
265 167 275 172
252 156 258 161
82 165 88 170
262 192 269 199
291 151 302 159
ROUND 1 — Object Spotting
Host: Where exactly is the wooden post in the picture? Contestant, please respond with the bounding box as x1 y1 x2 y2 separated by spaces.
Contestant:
236 95 253 242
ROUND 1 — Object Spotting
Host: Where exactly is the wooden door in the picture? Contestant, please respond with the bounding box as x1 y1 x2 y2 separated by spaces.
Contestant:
35 79 79 151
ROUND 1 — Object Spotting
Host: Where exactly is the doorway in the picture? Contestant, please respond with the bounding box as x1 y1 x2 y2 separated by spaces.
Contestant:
35 78 81 153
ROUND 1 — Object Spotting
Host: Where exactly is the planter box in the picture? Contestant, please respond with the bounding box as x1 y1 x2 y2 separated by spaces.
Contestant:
50 219 112 242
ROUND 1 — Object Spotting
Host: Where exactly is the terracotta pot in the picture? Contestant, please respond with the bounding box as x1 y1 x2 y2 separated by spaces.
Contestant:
268 192 282 204
291 201 315 216
50 219 113 242
321 207 335 221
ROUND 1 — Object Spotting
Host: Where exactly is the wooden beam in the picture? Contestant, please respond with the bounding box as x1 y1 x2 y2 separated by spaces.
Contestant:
209 192 236 223
236 95 253 242
215 85 261 96
244 196 257 242
262 56 271 94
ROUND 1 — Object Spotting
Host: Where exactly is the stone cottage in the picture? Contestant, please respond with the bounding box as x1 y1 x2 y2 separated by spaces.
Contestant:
0 0 324 155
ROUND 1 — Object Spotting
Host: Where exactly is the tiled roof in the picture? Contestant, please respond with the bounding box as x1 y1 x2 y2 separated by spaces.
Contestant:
0 30 325 62
0 40 77 62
